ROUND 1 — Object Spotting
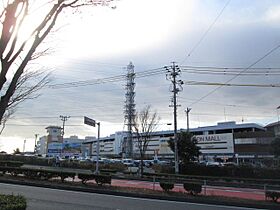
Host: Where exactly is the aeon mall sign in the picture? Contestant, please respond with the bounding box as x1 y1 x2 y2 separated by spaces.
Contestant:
195 133 234 154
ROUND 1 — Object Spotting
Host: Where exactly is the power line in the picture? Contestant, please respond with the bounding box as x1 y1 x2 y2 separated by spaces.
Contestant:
184 81 280 88
181 69 280 76
180 0 231 64
49 67 166 89
188 43 280 107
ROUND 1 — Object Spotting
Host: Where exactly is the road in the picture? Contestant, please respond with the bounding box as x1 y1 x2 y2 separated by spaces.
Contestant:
0 183 263 210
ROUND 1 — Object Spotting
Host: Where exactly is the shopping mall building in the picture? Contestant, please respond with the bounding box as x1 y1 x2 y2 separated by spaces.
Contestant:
83 121 278 162
37 121 278 161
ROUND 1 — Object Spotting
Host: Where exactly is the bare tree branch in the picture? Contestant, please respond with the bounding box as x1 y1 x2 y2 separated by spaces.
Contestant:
132 105 160 177
0 108 15 134
0 0 115 127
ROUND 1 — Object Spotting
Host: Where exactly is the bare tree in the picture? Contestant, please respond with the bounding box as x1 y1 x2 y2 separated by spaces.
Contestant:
132 105 160 177
0 0 114 126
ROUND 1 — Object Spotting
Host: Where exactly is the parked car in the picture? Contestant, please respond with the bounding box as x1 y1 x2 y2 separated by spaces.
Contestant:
153 159 169 165
122 158 134 166
206 162 224 167
223 162 237 167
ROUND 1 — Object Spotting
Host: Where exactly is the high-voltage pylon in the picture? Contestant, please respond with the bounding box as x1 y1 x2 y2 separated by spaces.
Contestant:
123 62 136 158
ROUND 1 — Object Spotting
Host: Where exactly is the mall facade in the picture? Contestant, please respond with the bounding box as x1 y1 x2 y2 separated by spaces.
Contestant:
83 121 277 162
37 121 278 162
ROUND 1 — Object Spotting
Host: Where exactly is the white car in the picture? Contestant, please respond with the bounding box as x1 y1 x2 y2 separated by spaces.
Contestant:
122 158 134 166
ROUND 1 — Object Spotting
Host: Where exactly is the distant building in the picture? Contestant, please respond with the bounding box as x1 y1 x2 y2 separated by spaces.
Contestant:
37 126 63 157
234 130 274 160
36 127 89 158
36 136 47 155
265 121 280 137
46 126 63 143
83 132 128 158
84 121 274 162
37 121 276 162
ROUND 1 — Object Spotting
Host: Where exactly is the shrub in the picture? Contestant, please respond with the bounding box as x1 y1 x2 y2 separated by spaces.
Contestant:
59 172 76 182
183 182 202 195
95 174 111 186
0 161 24 167
159 182 174 192
100 169 117 174
266 191 280 202
99 163 126 173
9 168 24 177
152 165 174 174
0 166 8 174
77 173 96 184
0 194 27 210
22 169 39 179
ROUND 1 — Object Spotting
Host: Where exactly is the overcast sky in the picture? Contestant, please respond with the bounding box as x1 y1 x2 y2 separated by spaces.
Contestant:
1 0 280 153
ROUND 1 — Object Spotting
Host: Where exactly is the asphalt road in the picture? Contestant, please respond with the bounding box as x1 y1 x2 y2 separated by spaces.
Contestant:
0 183 265 210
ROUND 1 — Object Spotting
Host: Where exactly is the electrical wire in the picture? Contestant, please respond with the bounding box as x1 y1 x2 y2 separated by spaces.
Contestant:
184 81 280 88
180 0 231 64
188 43 280 107
49 67 167 89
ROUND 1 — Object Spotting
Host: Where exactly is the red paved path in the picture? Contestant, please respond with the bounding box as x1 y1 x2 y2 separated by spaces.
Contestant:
73 178 266 201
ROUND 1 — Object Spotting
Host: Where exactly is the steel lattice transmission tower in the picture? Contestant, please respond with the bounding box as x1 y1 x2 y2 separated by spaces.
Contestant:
124 62 136 158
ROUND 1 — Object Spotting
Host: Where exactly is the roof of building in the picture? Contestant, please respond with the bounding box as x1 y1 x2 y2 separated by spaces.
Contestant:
45 126 62 129
189 121 265 132
265 121 280 128
151 121 265 136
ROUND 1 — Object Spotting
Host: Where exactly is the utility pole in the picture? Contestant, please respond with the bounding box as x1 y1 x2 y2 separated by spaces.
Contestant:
34 134 39 153
23 139 26 153
60 115 70 137
96 122 100 174
185 107 191 132
166 62 183 174
277 106 280 134
277 106 280 122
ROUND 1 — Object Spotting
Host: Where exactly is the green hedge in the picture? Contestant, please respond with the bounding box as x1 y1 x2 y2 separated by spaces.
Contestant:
183 182 202 195
77 173 112 185
159 182 174 192
0 194 26 210
181 163 280 179
0 166 75 182
95 174 111 186
0 161 23 168
0 155 127 174
266 191 280 202
77 173 95 184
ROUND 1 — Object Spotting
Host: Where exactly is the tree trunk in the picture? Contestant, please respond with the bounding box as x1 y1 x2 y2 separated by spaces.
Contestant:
140 153 144 178
0 97 9 123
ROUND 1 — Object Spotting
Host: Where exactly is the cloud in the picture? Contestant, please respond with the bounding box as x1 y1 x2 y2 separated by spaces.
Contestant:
2 0 280 151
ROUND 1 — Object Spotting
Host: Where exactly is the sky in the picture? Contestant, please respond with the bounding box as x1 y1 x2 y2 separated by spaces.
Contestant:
1 0 280 153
